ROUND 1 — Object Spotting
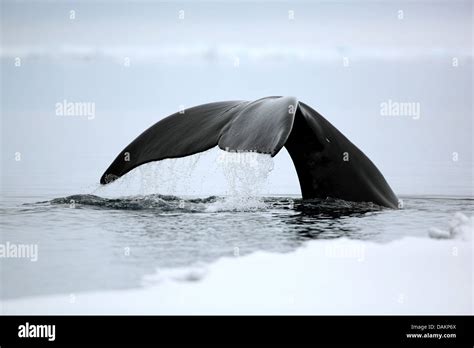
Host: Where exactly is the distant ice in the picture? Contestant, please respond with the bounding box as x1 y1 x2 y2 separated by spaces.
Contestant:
3 229 471 315
2 45 472 64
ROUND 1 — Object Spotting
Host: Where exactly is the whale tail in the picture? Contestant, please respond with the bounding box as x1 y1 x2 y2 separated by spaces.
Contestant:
100 96 398 208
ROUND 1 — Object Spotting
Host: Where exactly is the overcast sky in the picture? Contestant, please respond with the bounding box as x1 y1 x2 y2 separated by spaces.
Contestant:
1 0 472 197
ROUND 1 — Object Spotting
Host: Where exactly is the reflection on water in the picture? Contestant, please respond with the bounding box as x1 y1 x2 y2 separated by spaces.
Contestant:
45 194 385 241
1 194 472 299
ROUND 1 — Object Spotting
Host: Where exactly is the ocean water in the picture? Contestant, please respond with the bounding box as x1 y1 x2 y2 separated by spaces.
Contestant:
1 150 472 300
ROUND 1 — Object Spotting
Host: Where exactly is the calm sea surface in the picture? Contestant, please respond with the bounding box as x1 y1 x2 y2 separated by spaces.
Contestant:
1 192 472 299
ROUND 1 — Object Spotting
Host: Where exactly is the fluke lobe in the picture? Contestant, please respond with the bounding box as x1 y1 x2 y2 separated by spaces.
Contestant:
100 96 398 208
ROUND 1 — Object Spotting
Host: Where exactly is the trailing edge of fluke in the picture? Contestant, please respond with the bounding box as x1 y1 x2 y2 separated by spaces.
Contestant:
100 96 398 208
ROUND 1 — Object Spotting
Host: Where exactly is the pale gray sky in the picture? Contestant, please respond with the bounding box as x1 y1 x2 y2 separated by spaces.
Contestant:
1 0 472 197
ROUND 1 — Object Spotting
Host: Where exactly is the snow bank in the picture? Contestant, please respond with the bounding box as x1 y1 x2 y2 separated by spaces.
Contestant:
429 212 473 240
2 232 472 315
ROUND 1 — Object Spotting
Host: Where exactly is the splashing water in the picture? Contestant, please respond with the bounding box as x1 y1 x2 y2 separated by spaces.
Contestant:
138 152 202 196
91 148 274 211
93 149 211 197
207 150 275 211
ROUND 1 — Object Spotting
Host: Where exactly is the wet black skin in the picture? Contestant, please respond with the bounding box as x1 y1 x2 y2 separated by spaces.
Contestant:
100 97 398 208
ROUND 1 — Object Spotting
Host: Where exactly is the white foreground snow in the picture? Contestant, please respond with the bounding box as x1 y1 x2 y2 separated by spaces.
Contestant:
2 219 472 314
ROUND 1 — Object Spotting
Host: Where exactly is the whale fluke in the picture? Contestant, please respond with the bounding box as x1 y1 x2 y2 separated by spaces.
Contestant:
100 96 398 208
